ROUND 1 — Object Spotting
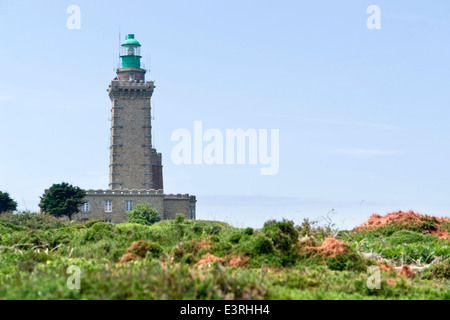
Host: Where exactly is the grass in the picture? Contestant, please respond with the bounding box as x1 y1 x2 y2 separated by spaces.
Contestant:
0 212 448 300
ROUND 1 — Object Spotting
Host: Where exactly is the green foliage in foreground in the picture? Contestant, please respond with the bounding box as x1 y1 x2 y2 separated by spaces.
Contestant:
0 213 448 300
340 227 450 265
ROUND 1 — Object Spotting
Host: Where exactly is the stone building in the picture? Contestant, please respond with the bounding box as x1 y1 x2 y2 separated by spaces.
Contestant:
71 34 196 223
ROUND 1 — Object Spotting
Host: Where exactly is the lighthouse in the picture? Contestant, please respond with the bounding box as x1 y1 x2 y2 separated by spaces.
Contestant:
67 34 196 223
108 34 163 191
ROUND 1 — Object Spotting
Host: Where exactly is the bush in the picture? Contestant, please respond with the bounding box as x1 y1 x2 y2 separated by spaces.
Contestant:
262 219 298 252
388 230 436 246
422 258 450 280
123 240 163 259
248 235 274 256
85 219 103 228
147 242 164 258
83 222 116 242
229 232 242 244
0 212 70 230
325 250 367 272
129 218 152 226
175 214 185 224
244 227 254 236
172 242 186 262
175 214 186 239
0 221 24 233
127 203 161 226
192 223 204 235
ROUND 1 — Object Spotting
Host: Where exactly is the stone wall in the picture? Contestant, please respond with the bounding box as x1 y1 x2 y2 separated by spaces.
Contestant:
72 189 195 223
108 76 163 191
116 68 146 82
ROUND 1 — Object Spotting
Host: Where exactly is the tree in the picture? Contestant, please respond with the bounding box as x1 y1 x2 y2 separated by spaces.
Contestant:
127 203 161 226
0 191 17 213
39 182 86 220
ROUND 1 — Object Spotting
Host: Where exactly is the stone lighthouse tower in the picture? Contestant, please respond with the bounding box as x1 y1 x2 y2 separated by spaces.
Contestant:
68 34 196 223
109 34 163 190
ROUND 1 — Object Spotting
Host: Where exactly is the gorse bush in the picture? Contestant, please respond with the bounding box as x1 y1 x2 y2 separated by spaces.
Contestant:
83 222 116 242
261 219 300 266
229 232 242 244
422 258 450 280
122 240 163 259
0 212 70 230
247 235 274 256
244 227 254 236
85 219 103 228
262 219 298 252
175 214 186 239
325 249 368 272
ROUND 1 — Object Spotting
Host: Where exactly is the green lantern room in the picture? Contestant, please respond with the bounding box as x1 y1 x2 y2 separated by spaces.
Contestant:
120 34 142 69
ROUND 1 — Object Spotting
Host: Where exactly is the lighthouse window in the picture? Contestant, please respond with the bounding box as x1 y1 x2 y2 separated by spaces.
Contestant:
125 200 134 212
122 46 141 56
81 201 90 212
104 200 113 213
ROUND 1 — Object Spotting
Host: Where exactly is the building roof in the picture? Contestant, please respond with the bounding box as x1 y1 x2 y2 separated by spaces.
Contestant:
121 34 141 47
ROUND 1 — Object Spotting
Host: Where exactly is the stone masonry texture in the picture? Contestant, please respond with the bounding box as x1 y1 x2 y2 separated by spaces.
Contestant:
42 64 196 223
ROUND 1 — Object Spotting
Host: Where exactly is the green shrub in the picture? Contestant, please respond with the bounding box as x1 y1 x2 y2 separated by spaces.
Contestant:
229 232 242 244
0 215 449 300
210 235 220 243
172 243 185 261
388 230 436 246
0 212 70 230
442 221 450 232
325 250 367 272
211 241 232 256
147 242 164 258
175 214 186 239
244 227 254 236
262 219 298 252
83 222 116 242
175 214 185 224
127 203 161 226
192 223 204 235
85 219 103 228
0 221 24 233
129 218 152 226
248 235 274 256
209 225 222 235
422 258 450 280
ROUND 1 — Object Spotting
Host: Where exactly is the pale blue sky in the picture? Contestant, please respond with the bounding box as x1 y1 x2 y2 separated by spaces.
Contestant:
0 0 449 229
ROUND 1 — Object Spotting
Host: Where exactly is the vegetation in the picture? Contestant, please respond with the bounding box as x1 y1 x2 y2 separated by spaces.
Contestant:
0 191 17 213
39 183 86 220
0 212 448 300
126 203 161 226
